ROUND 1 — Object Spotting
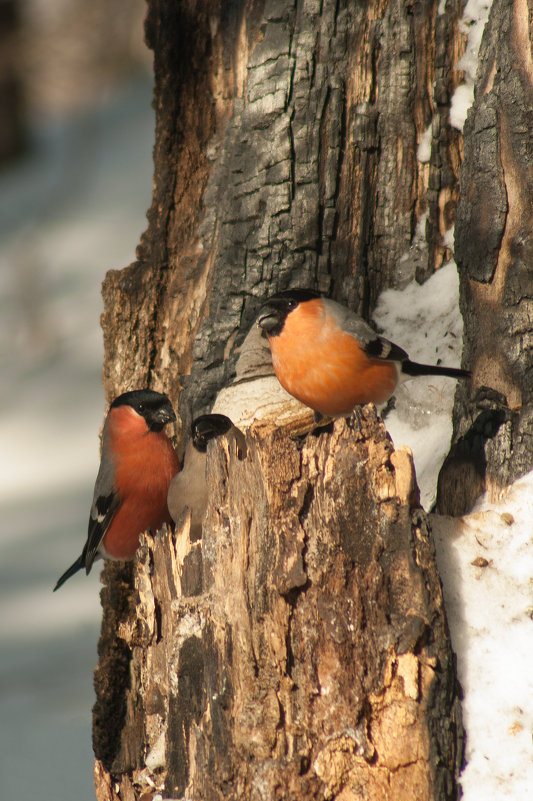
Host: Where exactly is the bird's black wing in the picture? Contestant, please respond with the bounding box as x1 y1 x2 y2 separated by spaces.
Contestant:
53 432 120 591
83 489 121 572
323 297 410 362
363 336 409 363
53 490 119 591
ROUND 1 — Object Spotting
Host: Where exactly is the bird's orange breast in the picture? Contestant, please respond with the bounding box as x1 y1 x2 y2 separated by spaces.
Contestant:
104 407 180 559
268 301 398 416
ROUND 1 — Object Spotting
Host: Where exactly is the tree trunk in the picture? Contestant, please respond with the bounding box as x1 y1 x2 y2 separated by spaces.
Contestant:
94 412 462 801
94 1 467 799
101 0 467 426
437 0 533 515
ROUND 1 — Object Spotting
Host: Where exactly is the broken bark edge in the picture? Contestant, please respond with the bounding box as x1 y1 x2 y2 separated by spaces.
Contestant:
93 412 463 801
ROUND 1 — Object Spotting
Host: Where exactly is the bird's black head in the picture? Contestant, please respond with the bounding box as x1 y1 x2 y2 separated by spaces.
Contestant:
191 414 234 452
256 288 320 337
111 389 176 432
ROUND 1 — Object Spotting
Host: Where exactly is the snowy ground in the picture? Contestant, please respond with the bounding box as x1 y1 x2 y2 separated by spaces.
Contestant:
433 481 533 801
0 75 154 801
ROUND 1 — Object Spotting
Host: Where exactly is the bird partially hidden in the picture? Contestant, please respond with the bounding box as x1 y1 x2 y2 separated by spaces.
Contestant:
54 389 180 591
257 289 471 418
167 413 246 541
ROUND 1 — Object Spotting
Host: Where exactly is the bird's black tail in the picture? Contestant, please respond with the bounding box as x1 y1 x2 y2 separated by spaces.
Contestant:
402 360 471 380
53 554 85 592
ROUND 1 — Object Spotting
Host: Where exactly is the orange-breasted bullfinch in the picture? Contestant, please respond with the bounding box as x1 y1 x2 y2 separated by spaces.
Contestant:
54 389 180 591
257 289 471 417
167 414 245 541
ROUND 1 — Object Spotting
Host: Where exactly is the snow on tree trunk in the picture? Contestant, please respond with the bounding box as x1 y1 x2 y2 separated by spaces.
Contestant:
438 0 533 514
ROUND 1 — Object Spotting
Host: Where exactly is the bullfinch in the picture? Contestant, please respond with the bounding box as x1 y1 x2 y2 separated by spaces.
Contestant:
257 289 471 417
54 389 180 590
167 414 245 541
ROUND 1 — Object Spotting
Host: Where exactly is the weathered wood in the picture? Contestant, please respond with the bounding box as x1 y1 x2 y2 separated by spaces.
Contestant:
94 2 468 798
93 563 136 772
438 0 533 513
94 413 462 801
100 0 467 430
425 0 466 281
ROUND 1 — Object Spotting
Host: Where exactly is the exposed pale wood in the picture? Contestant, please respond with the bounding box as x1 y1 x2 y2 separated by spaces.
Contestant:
95 414 462 801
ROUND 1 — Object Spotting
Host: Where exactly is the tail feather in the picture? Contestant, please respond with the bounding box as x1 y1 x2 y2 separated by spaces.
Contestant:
401 360 471 380
53 554 85 592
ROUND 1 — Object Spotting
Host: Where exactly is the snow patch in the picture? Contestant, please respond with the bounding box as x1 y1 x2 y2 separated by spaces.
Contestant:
373 261 466 509
450 0 493 130
417 120 433 163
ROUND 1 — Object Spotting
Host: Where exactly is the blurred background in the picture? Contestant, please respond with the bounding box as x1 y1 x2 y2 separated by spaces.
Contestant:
0 1 155 798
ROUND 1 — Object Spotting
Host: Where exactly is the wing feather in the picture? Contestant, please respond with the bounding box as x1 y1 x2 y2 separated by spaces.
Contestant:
322 298 409 362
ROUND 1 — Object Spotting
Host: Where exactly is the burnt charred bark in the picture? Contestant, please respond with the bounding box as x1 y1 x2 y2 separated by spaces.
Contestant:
100 0 466 429
438 0 533 514
94 1 468 799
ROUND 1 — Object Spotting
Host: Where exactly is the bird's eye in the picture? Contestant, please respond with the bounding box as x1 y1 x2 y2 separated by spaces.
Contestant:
287 299 297 309
137 403 145 412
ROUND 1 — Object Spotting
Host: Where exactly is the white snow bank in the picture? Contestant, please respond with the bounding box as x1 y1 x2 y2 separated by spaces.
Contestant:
432 472 533 799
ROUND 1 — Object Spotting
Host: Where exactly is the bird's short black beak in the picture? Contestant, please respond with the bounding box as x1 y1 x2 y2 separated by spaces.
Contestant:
256 302 282 333
150 404 177 431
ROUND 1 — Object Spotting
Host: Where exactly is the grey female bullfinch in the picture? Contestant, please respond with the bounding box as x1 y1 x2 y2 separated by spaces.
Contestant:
167 414 245 541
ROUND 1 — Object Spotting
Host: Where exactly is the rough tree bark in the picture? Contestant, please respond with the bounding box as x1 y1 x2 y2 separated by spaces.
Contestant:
100 0 467 424
95 412 462 800
93 2 468 799
438 0 533 514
